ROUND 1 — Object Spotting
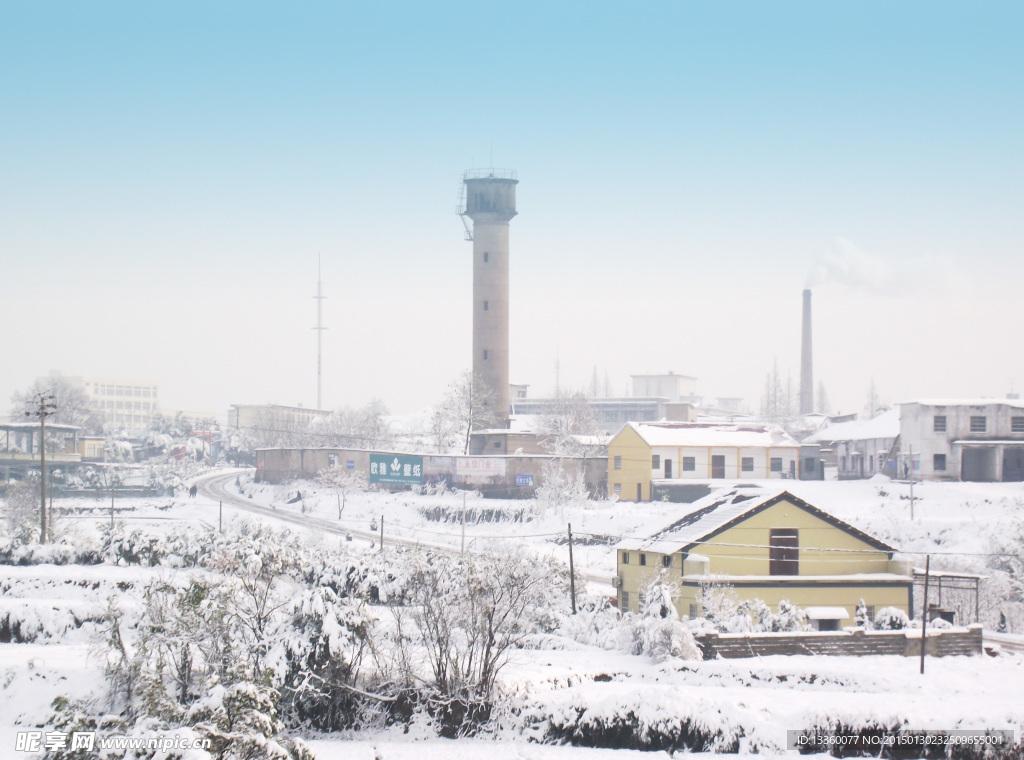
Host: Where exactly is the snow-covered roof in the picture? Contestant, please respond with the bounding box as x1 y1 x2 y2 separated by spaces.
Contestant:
620 421 799 449
617 487 894 555
899 398 1024 409
805 606 851 620
805 408 900 444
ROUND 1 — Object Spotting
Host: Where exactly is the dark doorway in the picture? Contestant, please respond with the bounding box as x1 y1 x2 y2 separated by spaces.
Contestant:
1003 448 1024 482
769 528 799 575
711 455 726 479
664 458 672 479
962 447 997 482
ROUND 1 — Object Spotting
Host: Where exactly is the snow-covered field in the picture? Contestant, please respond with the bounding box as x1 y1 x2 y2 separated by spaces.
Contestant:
2 470 1023 758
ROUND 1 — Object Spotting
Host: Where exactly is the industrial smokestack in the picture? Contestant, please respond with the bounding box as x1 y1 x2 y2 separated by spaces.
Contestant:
800 288 813 416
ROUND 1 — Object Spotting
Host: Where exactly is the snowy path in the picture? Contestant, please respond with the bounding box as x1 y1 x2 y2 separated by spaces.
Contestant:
195 471 615 585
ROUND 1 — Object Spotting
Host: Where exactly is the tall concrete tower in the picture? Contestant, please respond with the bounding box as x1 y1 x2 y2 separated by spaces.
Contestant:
460 169 518 425
800 288 814 415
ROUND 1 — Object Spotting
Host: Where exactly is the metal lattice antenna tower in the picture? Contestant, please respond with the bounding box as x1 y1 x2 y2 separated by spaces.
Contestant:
313 256 328 409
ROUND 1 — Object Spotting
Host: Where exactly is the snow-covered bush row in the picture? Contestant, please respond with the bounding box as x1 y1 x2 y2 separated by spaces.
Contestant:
0 536 104 566
0 599 106 644
558 579 700 662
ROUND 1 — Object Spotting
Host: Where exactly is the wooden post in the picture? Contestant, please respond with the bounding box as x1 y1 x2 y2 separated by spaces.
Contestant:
219 500 223 533
920 554 930 675
568 523 577 614
110 486 115 530
461 493 466 555
379 514 384 552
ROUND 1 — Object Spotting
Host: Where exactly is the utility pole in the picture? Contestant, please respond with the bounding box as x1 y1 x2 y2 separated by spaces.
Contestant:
908 445 915 520
312 255 328 410
567 523 577 614
920 554 931 675
26 391 57 543
379 514 384 553
461 492 467 555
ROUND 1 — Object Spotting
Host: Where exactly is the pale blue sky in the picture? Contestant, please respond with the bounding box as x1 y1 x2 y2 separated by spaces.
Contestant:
2 2 1022 418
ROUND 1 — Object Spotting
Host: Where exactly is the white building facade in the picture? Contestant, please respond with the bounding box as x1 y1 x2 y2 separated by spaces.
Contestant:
898 399 1024 482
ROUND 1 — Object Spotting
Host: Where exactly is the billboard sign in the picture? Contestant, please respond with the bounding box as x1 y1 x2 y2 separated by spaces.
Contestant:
370 454 423 485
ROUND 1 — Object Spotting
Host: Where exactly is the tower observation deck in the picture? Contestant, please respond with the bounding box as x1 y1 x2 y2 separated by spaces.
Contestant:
459 169 518 425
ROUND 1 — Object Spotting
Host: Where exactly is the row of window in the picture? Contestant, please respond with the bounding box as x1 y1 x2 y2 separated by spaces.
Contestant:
105 400 155 411
641 455 786 473
934 415 1024 434
90 385 156 398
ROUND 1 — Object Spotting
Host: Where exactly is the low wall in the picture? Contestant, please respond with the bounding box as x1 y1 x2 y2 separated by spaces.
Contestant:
695 625 982 659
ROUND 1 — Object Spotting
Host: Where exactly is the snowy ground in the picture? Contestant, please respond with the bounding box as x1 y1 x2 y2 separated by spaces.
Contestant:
2 470 1023 757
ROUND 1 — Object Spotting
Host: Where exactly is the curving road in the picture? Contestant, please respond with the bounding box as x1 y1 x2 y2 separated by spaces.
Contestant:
195 470 614 587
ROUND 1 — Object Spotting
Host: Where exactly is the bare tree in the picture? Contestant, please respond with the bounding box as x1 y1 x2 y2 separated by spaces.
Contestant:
10 376 103 434
432 371 500 454
535 390 597 455
308 399 390 449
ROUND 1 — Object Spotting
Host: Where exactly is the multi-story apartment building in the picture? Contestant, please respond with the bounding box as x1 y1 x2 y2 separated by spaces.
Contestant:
40 370 160 433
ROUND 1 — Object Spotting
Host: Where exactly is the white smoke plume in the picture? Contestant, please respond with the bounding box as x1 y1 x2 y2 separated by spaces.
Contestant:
805 237 959 295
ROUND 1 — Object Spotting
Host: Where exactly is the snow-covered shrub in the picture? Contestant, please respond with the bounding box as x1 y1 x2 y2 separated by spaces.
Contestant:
874 606 910 630
2 477 42 541
770 599 808 632
854 599 871 629
695 577 740 630
393 548 569 703
632 577 700 660
271 586 375 731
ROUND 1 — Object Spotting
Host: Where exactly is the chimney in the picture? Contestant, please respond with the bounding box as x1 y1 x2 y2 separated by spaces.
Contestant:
800 289 813 415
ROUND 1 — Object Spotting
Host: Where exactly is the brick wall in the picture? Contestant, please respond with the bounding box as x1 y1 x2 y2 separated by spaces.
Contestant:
695 625 982 659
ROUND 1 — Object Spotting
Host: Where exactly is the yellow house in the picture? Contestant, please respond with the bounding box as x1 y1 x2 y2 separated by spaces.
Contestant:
615 488 912 629
608 421 800 501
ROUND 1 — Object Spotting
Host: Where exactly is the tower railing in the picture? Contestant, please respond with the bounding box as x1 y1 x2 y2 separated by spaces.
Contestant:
462 168 517 181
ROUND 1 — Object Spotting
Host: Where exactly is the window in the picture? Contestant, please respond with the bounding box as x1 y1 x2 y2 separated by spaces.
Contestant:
866 605 875 621
770 457 782 472
621 551 629 564
689 603 699 620
483 300 489 311
1014 417 1024 433
493 441 501 448
682 456 696 471
934 454 947 471
483 349 488 360
652 454 660 469
662 554 673 568
741 457 754 472
970 416 987 433
620 591 629 613
769 528 799 576
613 483 621 495
614 455 622 470
483 252 489 262
639 553 647 566
933 415 947 433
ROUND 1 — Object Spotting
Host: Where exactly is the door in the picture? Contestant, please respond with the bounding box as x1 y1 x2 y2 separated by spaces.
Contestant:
711 455 726 479
1003 448 1024 481
769 528 799 575
664 458 672 479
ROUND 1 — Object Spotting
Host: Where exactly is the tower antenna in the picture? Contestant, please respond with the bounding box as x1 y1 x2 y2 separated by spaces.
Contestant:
312 255 328 409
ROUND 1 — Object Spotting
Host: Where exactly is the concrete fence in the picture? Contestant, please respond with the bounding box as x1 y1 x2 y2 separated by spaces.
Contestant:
695 625 983 660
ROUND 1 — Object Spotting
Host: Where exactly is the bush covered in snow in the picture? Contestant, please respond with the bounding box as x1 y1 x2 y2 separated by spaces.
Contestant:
874 606 911 630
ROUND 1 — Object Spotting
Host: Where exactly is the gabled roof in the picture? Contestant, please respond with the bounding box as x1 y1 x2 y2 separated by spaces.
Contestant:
617 487 895 555
805 408 900 444
615 421 799 449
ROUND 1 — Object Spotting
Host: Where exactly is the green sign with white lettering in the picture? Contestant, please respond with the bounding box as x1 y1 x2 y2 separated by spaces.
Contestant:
369 454 424 485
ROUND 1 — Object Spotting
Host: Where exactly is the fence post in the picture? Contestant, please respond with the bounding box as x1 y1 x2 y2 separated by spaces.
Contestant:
568 523 577 614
